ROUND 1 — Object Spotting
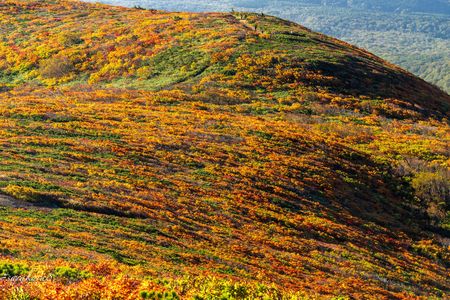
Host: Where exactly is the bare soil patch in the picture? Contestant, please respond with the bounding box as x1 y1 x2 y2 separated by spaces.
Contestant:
0 194 36 208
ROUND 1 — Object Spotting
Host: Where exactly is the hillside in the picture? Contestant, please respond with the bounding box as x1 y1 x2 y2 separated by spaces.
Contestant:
92 0 450 94
0 1 449 299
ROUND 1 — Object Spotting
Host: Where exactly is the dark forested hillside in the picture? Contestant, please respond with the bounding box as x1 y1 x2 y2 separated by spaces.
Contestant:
303 0 450 14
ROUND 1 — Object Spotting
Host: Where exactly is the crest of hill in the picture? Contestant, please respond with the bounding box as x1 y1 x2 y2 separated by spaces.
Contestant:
0 0 449 117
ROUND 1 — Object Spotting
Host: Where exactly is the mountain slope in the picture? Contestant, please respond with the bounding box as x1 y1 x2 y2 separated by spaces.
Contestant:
1 1 449 114
0 1 449 299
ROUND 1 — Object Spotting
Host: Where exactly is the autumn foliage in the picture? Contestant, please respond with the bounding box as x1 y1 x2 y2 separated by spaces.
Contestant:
0 0 449 299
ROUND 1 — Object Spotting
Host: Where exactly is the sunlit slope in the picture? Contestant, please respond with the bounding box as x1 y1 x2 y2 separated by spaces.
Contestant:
1 87 449 298
0 1 449 299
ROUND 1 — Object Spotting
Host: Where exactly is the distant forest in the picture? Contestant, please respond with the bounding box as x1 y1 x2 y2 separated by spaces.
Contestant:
84 0 450 93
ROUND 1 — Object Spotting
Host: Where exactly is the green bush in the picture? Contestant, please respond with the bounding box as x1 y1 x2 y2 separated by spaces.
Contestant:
412 170 450 222
58 32 83 47
0 263 29 278
39 56 74 79
6 288 31 300
140 290 179 300
397 158 450 225
52 266 91 283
